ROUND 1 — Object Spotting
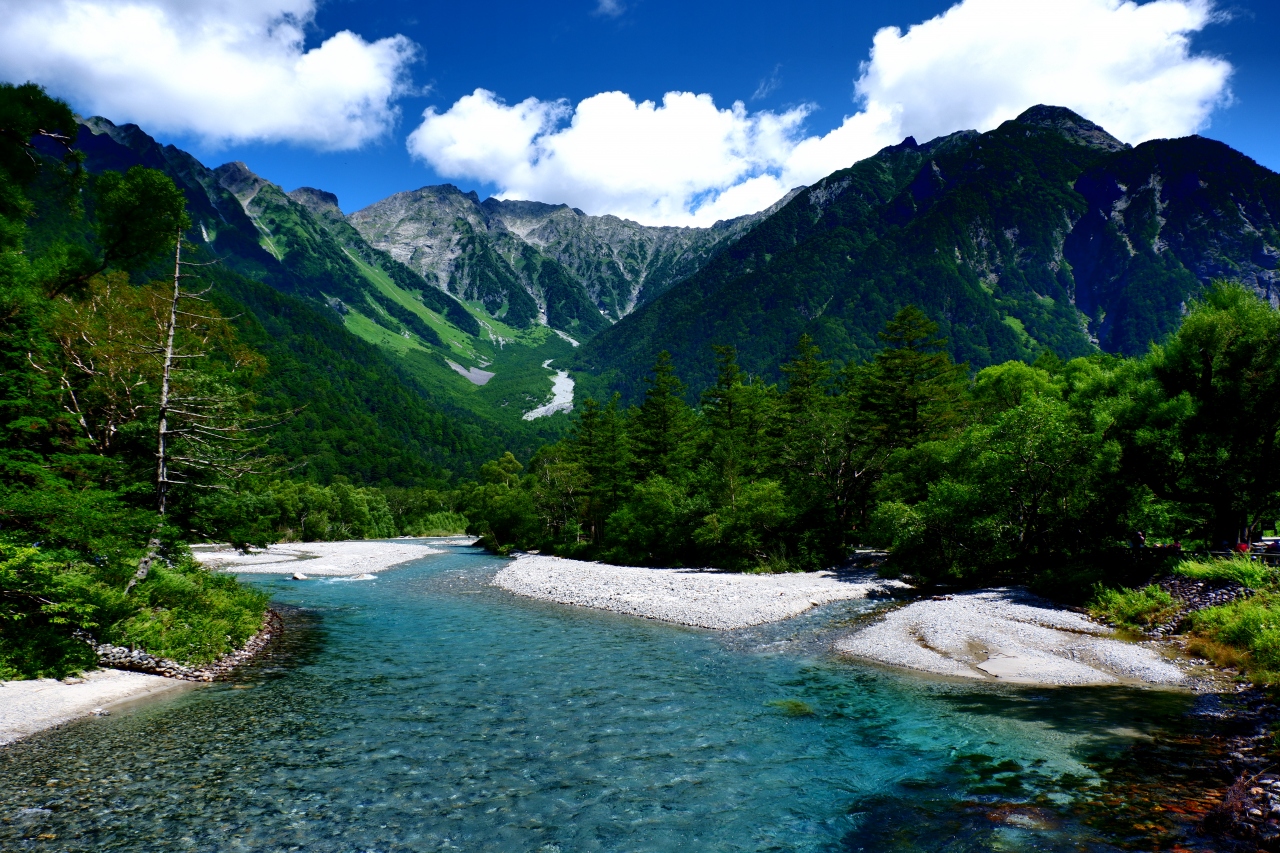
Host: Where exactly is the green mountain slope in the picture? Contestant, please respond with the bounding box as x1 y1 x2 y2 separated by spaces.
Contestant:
59 119 566 479
576 106 1280 401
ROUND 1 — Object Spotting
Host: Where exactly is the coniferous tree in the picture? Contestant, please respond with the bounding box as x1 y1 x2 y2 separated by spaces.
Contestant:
630 351 692 482
862 306 969 451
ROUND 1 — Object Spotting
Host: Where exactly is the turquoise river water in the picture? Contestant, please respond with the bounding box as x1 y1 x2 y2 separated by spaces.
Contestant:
0 542 1210 851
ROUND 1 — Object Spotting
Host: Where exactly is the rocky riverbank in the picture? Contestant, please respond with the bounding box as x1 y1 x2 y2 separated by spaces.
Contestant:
1 608 284 747
193 538 456 576
834 588 1193 686
87 609 284 682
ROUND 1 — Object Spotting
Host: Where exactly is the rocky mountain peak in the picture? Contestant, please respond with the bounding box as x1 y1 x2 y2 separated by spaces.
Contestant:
81 116 157 154
1014 105 1129 152
288 187 342 217
214 161 272 206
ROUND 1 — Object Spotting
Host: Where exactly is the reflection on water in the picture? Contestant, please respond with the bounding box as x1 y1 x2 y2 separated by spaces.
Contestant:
0 546 1207 851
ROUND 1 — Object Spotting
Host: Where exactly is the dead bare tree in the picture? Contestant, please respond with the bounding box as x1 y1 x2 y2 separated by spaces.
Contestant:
47 231 278 593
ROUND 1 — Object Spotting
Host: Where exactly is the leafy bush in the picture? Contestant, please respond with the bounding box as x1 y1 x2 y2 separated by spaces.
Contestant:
1088 584 1181 631
0 543 268 679
108 559 269 664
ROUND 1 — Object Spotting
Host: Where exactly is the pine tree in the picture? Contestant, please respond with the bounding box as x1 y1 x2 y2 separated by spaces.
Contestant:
862 306 969 450
630 351 692 482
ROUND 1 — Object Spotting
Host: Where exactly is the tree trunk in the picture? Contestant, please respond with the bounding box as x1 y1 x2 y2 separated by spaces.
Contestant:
126 231 182 594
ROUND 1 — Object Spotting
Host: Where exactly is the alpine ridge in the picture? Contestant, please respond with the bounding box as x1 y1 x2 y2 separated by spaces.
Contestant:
575 105 1280 401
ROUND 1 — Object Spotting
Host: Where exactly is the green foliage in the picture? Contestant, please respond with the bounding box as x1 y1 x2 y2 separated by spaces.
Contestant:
1088 585 1181 632
105 557 269 665
189 480 466 544
0 543 267 680
465 319 972 571
0 84 267 678
1174 555 1276 590
470 286 1280 592
1187 592 1280 680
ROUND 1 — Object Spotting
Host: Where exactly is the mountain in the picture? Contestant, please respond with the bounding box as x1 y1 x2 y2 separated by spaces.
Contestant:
55 119 548 480
575 106 1280 400
347 185 796 335
56 116 793 475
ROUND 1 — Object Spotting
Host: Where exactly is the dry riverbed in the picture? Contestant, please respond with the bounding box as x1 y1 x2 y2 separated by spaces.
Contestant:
836 589 1189 686
0 670 191 746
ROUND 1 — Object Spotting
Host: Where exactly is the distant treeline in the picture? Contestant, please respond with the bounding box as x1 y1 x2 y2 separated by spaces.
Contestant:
206 481 467 545
465 284 1280 596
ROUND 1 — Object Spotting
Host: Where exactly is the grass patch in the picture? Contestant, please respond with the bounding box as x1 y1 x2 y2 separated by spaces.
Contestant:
107 559 270 665
1174 555 1276 589
1088 584 1181 631
1185 591 1280 681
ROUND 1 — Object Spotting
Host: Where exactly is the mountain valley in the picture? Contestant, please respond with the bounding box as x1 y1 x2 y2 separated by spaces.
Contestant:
46 105 1280 472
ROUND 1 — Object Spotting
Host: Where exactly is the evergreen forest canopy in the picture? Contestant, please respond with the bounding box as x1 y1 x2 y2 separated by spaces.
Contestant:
467 288 1280 598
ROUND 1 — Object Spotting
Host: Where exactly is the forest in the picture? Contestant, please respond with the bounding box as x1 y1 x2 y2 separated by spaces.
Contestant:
466 288 1280 598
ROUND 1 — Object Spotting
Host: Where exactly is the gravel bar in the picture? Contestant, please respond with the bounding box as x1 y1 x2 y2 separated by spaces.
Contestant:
493 554 908 629
193 538 462 576
836 589 1189 686
0 670 191 746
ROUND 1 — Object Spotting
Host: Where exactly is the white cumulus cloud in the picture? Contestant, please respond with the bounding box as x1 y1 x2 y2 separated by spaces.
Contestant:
408 0 1231 226
0 0 417 150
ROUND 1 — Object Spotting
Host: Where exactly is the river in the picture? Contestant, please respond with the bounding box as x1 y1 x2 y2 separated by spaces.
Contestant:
0 543 1206 851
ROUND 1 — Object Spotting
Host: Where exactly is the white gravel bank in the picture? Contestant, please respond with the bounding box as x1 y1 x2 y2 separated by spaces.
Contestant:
493 554 908 629
836 589 1187 686
193 538 457 576
0 670 190 746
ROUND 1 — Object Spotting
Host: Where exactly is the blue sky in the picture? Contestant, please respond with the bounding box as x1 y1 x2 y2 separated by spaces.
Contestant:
1 0 1275 225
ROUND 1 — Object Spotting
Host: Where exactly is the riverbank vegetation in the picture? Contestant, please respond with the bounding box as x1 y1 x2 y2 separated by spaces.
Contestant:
1091 556 1280 684
0 86 476 679
0 84 279 678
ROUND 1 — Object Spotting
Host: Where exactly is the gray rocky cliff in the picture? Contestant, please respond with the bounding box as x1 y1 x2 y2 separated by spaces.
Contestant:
347 185 798 327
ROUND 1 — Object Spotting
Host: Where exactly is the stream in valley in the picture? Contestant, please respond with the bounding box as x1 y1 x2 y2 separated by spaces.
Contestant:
0 542 1223 851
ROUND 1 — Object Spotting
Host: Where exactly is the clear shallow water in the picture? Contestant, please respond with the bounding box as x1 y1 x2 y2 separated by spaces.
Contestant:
0 544 1199 851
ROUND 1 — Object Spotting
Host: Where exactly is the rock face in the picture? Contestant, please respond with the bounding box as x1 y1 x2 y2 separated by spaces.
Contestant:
348 185 798 332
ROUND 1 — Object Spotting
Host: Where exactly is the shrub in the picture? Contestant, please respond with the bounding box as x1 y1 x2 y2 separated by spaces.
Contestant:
1089 584 1181 631
1186 592 1280 679
0 543 269 678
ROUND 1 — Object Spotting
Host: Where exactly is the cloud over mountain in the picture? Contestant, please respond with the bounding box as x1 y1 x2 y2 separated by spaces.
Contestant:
408 0 1231 226
0 0 416 150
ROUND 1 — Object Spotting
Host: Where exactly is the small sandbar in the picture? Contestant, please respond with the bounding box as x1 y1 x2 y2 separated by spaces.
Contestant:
193 539 452 576
836 589 1187 687
0 670 190 747
493 554 908 629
